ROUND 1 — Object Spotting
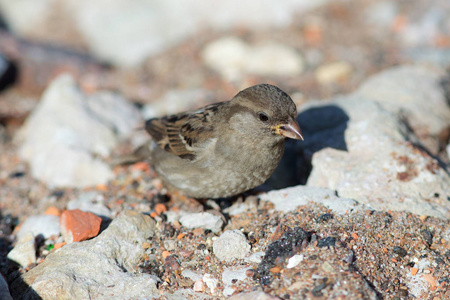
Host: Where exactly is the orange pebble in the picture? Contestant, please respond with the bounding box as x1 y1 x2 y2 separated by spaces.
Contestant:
154 203 167 215
162 251 170 259
270 266 281 274
150 212 158 218
351 233 359 240
419 215 428 222
131 162 150 171
177 233 185 240
45 206 61 216
95 184 108 192
53 242 66 250
423 274 437 289
410 268 419 275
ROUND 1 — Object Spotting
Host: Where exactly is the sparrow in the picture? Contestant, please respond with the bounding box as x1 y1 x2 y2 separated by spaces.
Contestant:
145 84 303 198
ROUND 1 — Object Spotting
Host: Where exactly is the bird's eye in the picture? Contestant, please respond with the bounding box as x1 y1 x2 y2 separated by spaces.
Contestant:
258 112 269 122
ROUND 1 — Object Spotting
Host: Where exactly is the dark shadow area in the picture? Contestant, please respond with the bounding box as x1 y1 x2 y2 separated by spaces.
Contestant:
264 105 349 189
0 57 18 92
0 11 8 30
8 270 43 300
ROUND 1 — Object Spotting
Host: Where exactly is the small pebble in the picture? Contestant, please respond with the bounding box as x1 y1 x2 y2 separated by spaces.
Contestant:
193 279 206 292
203 273 218 293
421 230 433 246
287 254 304 269
213 230 250 261
315 61 352 84
393 246 407 257
6 232 36 268
317 237 336 248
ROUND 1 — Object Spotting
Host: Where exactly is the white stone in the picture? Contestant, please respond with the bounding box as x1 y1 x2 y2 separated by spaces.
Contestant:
179 212 224 233
181 270 203 282
203 273 218 294
260 186 366 214
213 230 251 261
7 232 36 268
287 254 304 269
16 74 142 188
16 215 60 241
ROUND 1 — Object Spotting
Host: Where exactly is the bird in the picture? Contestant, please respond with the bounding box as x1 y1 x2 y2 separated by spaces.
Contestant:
144 84 303 199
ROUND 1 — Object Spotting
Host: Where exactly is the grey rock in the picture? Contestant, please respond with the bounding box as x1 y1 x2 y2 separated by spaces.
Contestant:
302 67 450 218
10 211 158 300
179 212 224 233
16 74 142 188
356 65 450 151
7 232 36 268
260 186 366 214
16 215 60 241
213 230 250 262
67 191 112 218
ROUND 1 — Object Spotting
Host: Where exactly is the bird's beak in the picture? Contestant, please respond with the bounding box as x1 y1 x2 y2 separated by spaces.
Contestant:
272 118 304 141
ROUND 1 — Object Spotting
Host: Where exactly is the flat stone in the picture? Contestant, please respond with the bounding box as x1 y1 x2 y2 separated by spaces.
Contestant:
10 211 158 300
179 212 223 233
260 186 366 214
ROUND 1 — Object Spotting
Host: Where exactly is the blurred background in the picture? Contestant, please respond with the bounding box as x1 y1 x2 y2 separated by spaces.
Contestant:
0 0 449 129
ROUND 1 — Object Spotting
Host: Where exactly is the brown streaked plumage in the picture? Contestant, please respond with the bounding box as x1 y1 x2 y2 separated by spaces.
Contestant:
145 84 303 198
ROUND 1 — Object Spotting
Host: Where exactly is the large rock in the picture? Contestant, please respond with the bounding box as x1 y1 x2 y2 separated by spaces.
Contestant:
0 0 327 67
10 211 158 300
301 66 450 219
17 74 142 188
356 65 450 152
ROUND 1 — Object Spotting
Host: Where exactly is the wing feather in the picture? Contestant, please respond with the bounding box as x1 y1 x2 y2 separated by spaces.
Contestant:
145 102 226 160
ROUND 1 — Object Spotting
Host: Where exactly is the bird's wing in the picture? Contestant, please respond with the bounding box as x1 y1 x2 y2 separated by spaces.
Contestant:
145 102 225 160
